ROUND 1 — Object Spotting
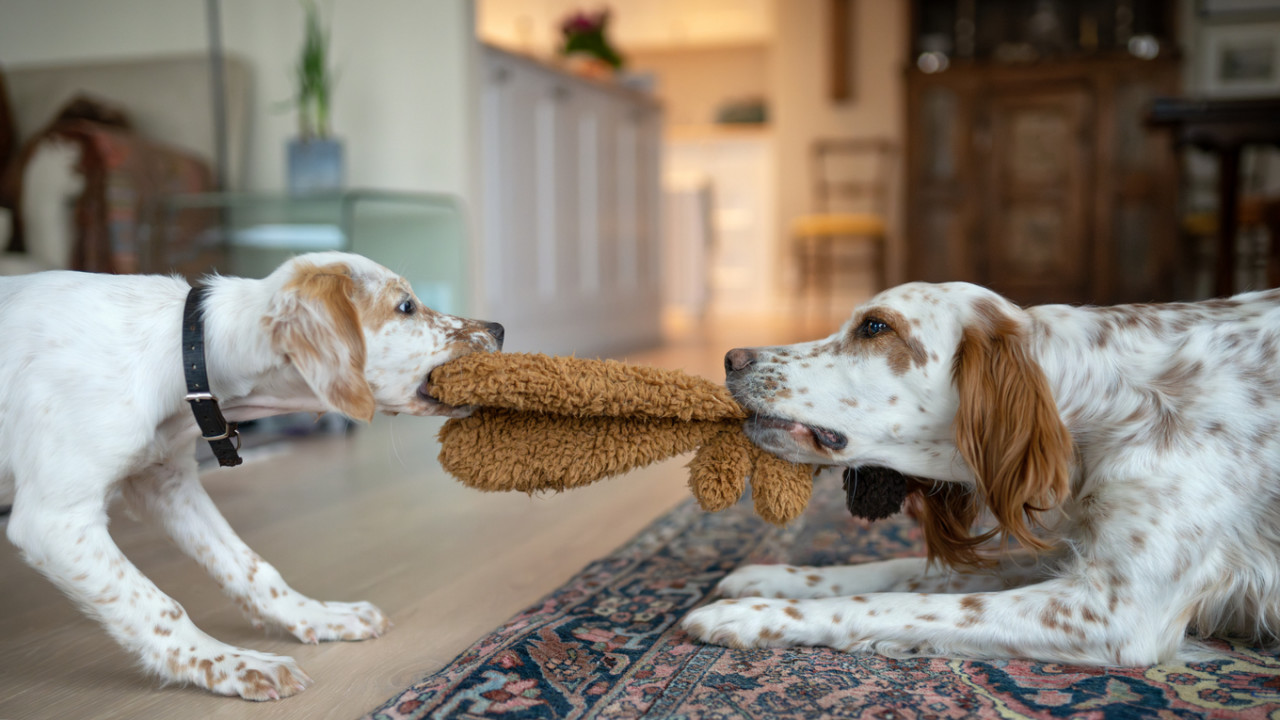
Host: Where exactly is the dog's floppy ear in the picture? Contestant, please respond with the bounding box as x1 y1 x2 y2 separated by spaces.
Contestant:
270 262 376 422
950 298 1071 558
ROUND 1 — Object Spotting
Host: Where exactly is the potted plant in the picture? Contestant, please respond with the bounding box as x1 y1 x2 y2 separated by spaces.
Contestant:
286 0 343 194
558 9 625 80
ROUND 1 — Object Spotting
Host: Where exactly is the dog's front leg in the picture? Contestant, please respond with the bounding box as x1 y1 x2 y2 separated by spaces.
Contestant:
6 493 309 700
715 557 933 599
123 456 389 644
682 576 1181 665
717 550 1059 599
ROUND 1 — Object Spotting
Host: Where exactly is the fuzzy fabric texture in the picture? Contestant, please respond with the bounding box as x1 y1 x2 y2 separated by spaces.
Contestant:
429 353 817 525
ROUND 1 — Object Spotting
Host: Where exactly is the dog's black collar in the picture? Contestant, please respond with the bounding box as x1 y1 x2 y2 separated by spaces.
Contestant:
182 287 242 467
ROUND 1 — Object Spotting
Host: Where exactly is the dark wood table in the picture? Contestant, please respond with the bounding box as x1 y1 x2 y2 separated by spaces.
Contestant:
1147 97 1280 297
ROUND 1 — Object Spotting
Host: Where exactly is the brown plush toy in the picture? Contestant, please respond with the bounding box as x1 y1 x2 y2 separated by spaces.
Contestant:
426 352 818 525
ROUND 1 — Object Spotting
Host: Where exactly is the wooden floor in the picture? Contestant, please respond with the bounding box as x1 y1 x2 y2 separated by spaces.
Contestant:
0 312 842 720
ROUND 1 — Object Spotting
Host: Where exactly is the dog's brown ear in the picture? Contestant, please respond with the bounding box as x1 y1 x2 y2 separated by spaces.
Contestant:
950 299 1071 557
270 262 376 422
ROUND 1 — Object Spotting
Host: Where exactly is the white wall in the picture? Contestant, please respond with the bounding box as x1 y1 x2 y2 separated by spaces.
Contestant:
770 0 907 291
478 0 770 55
0 0 208 63
0 0 479 202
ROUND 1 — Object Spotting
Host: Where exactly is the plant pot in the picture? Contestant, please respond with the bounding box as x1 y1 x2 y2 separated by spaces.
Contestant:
562 53 615 81
287 137 344 194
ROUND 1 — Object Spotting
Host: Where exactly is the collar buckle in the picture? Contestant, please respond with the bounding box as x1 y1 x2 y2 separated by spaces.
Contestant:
183 287 244 468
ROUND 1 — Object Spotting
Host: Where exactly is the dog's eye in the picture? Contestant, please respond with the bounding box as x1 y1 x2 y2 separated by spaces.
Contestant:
857 317 890 338
397 299 415 315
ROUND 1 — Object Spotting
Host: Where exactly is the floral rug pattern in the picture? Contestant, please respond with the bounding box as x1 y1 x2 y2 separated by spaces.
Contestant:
364 475 1280 719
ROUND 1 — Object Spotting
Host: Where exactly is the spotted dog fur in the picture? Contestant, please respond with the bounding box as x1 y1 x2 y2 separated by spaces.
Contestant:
682 281 1280 665
0 252 502 699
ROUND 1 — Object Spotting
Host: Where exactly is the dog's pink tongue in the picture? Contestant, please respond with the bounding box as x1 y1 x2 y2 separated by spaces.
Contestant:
785 422 811 442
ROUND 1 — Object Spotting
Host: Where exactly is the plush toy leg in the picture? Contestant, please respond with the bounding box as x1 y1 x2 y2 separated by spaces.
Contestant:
686 430 752 512
747 448 815 526
688 430 816 523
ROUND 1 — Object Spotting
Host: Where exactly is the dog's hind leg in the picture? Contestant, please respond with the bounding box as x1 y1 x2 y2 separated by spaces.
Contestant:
7 467 310 700
122 454 389 646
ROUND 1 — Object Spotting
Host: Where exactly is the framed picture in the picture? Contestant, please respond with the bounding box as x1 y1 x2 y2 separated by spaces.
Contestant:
1202 23 1280 96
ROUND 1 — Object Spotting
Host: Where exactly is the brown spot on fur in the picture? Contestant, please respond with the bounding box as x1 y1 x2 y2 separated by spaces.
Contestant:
1153 360 1204 400
759 628 784 641
238 669 275 697
784 606 804 620
274 262 376 421
840 308 929 376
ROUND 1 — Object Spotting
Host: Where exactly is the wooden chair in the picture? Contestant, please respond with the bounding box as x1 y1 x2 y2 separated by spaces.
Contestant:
791 138 894 319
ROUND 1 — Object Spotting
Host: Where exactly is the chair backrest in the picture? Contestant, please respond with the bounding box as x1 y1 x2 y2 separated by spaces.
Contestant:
6 53 251 190
811 138 895 216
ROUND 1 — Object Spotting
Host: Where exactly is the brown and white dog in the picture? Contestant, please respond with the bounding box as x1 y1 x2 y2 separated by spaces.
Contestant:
0 252 501 699
682 281 1280 666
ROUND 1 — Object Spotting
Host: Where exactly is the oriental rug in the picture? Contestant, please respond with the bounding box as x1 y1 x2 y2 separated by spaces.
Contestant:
363 475 1280 719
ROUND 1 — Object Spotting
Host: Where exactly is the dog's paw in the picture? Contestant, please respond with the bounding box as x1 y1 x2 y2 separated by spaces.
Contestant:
681 598 809 649
282 599 390 644
167 646 311 701
717 564 842 599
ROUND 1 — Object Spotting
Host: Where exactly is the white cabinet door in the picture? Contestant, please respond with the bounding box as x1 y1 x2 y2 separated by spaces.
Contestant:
480 47 663 355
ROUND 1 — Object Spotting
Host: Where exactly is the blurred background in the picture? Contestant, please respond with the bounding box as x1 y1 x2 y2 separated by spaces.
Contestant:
3 6 1280 715
1 0 1279 357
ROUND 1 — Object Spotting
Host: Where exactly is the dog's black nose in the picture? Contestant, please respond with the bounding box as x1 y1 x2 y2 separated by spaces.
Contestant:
484 321 505 349
725 348 758 375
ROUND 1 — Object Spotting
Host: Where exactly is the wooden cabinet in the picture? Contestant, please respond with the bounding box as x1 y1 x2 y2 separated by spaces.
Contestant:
479 46 664 355
906 58 1181 305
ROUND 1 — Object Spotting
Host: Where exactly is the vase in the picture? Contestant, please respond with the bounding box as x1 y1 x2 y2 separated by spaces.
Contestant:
287 137 344 194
